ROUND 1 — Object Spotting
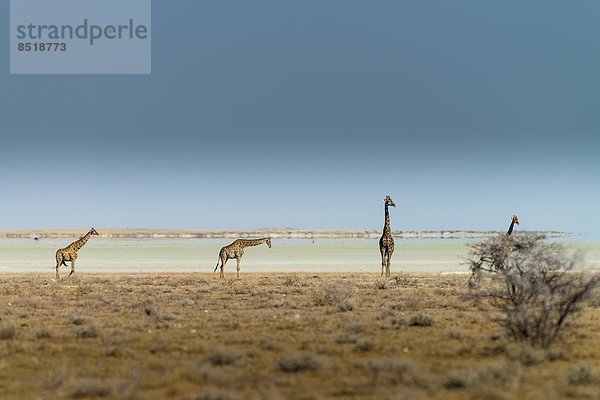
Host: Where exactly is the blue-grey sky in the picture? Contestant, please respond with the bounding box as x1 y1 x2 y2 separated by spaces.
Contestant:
1 0 599 236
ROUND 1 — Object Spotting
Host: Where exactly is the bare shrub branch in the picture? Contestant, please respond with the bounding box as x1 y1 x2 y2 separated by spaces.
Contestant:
467 233 599 347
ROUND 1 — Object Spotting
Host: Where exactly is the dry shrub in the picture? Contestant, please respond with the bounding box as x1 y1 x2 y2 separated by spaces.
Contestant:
391 274 416 286
36 328 53 339
77 325 99 339
41 366 68 390
354 340 374 352
283 275 303 287
68 312 88 326
0 323 16 340
338 298 355 312
278 353 323 373
468 233 600 347
312 283 355 310
193 390 233 400
566 364 598 385
444 375 468 389
375 279 388 290
409 314 434 327
360 358 417 385
475 360 522 391
68 378 113 398
504 343 546 366
208 348 242 366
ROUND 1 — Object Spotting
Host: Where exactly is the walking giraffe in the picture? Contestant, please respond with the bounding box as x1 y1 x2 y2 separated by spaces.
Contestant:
507 214 519 235
55 228 99 279
213 238 272 279
379 195 396 277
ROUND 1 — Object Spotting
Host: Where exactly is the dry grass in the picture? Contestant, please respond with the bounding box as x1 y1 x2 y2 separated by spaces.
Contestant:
0 272 597 399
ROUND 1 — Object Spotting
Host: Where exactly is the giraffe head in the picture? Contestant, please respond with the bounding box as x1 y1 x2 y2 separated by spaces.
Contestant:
512 215 519 225
266 238 272 248
384 195 396 208
90 228 100 236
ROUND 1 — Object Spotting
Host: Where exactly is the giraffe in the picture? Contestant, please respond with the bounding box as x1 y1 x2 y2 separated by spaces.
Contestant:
379 195 396 277
54 228 99 279
507 214 519 235
213 238 272 279
469 215 520 286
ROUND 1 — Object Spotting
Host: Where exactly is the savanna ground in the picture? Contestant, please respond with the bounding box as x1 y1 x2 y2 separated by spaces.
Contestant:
0 273 598 400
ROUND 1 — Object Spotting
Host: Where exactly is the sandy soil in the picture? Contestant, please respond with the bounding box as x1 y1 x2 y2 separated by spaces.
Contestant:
0 273 598 399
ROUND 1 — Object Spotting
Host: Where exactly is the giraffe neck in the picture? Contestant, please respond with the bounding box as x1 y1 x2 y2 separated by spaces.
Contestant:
238 238 269 248
507 220 515 236
73 231 92 251
383 204 391 235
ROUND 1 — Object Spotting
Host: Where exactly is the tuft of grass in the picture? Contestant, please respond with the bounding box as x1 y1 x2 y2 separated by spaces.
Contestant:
354 340 374 353
68 313 88 326
36 329 53 339
68 378 113 398
338 298 355 312
566 364 598 385
375 279 388 290
505 343 546 366
444 375 468 389
193 391 233 400
144 304 159 318
278 353 323 373
360 358 417 385
208 348 242 366
409 314 434 327
475 361 523 391
312 284 354 307
0 323 16 340
283 275 303 287
76 325 99 339
391 274 415 286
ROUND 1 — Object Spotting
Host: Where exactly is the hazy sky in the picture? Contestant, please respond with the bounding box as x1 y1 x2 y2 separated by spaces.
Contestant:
1 0 599 236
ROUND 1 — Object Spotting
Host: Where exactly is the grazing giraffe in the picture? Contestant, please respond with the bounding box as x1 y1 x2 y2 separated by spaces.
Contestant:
507 214 519 235
55 228 99 279
213 238 272 279
379 195 396 277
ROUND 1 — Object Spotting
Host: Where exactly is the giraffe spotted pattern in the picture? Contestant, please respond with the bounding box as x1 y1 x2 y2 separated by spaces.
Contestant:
379 195 396 277
213 238 272 279
55 228 99 279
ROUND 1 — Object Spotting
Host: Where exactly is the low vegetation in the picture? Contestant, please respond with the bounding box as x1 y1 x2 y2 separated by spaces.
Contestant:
0 272 597 399
468 232 600 347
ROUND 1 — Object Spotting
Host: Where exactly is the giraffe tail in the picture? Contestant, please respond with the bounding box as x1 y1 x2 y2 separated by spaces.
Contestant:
213 258 220 273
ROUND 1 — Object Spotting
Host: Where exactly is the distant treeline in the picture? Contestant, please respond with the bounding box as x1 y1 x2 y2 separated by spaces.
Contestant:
0 229 571 240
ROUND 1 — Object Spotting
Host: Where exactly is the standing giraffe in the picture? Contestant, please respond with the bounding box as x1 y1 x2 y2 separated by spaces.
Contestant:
379 195 396 277
213 238 272 279
54 228 99 279
469 215 520 285
507 214 519 235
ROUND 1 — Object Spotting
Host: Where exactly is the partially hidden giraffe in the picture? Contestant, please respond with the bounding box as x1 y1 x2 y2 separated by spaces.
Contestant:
469 214 520 284
379 195 396 277
213 238 272 279
55 228 99 279
507 214 519 236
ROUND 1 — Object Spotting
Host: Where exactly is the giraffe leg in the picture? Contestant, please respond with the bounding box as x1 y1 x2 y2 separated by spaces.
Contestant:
55 261 61 280
380 248 386 277
385 251 390 277
236 258 241 280
386 256 391 278
55 252 62 280
220 257 227 279
69 259 76 277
